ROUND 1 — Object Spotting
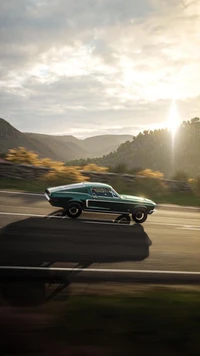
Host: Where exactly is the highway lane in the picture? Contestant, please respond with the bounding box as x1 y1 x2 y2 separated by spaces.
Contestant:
1 190 200 226
0 190 200 273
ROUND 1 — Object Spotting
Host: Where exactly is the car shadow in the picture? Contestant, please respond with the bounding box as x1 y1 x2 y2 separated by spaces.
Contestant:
0 216 152 264
0 217 152 306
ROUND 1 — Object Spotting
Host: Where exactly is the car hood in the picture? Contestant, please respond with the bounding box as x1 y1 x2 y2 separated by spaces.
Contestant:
120 194 156 205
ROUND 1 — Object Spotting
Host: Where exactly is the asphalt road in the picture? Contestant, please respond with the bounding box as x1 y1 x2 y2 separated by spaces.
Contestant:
0 190 200 275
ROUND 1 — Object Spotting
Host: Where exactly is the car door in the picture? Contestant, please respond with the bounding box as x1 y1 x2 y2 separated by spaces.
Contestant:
86 187 129 214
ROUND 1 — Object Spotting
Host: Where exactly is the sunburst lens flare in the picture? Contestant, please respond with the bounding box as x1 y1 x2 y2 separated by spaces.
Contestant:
168 100 181 136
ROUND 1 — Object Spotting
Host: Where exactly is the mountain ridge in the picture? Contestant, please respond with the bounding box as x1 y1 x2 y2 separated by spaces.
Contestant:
0 118 132 161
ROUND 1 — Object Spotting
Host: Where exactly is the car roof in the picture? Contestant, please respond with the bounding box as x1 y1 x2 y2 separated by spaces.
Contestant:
64 182 112 189
83 182 112 188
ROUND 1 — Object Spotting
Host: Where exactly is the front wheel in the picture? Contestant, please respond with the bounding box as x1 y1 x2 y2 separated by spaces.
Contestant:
132 208 147 223
64 202 82 219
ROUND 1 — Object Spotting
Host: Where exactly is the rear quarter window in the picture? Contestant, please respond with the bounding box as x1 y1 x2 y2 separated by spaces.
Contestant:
72 187 89 194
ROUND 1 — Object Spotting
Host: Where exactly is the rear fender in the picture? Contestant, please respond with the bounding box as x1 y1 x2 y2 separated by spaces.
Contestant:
68 199 83 207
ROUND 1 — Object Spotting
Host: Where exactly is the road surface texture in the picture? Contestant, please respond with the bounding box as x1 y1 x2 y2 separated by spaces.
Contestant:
0 189 200 274
1 189 200 356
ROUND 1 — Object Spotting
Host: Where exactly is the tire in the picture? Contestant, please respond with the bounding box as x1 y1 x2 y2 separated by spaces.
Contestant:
115 214 131 224
132 208 147 223
65 202 82 219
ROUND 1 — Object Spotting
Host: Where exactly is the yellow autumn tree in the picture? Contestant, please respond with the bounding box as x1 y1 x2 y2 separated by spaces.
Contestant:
5 147 88 184
137 169 164 179
43 166 88 185
6 147 40 165
38 158 65 170
38 158 88 183
82 163 108 172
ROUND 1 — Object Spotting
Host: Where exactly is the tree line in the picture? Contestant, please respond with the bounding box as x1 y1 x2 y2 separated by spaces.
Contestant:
67 118 200 178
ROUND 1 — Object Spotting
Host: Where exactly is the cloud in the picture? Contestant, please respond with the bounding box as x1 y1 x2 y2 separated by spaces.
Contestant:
0 0 200 137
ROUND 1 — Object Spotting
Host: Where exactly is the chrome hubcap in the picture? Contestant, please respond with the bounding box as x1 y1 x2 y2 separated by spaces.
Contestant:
69 207 79 215
135 212 144 221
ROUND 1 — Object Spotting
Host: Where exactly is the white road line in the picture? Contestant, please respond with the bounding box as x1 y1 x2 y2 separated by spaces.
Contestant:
0 212 65 219
0 211 200 230
0 205 51 210
1 266 200 275
0 212 46 217
84 220 200 229
178 226 200 231
84 220 129 226
0 190 43 196
148 222 192 227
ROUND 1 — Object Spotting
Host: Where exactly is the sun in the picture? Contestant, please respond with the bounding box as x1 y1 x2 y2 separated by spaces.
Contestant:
167 100 180 135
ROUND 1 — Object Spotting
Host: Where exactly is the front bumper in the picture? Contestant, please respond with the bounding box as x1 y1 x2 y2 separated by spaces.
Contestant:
148 209 156 215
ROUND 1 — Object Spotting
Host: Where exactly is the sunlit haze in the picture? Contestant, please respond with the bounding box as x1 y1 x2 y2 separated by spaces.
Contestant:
167 100 181 136
1 0 200 137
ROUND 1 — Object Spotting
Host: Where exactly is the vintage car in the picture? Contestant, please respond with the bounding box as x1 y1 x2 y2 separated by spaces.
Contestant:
45 182 156 223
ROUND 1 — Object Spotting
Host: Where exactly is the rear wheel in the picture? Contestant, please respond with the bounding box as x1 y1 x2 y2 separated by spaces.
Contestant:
64 202 82 219
132 208 147 223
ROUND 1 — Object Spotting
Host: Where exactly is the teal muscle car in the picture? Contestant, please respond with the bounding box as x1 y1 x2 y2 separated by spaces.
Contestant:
45 182 156 223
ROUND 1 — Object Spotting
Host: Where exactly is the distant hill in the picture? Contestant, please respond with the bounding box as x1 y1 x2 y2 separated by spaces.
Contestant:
25 133 89 161
0 118 50 158
69 118 200 177
81 135 132 157
0 118 132 161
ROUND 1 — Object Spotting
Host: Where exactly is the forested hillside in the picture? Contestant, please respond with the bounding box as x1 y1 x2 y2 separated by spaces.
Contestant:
67 118 200 178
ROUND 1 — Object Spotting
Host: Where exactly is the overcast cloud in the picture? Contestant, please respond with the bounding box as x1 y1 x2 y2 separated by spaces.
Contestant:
0 0 200 137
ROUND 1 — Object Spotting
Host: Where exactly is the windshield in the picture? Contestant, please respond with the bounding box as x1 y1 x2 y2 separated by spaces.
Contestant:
110 188 121 199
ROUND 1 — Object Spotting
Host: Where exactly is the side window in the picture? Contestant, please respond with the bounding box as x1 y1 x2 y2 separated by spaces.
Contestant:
103 188 113 197
91 187 101 196
91 187 112 197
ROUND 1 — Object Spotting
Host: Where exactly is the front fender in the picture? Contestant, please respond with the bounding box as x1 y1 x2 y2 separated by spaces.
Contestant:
133 204 155 214
133 204 148 210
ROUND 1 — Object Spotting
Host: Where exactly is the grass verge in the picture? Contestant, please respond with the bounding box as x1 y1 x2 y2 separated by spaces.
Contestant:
1 286 200 354
154 193 200 206
0 178 47 193
47 289 200 355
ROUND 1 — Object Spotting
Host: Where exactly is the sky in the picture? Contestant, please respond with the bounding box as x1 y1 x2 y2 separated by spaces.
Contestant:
0 0 200 138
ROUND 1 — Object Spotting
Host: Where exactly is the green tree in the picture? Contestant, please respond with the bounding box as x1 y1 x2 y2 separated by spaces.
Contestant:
112 163 128 173
172 171 189 182
66 118 200 178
